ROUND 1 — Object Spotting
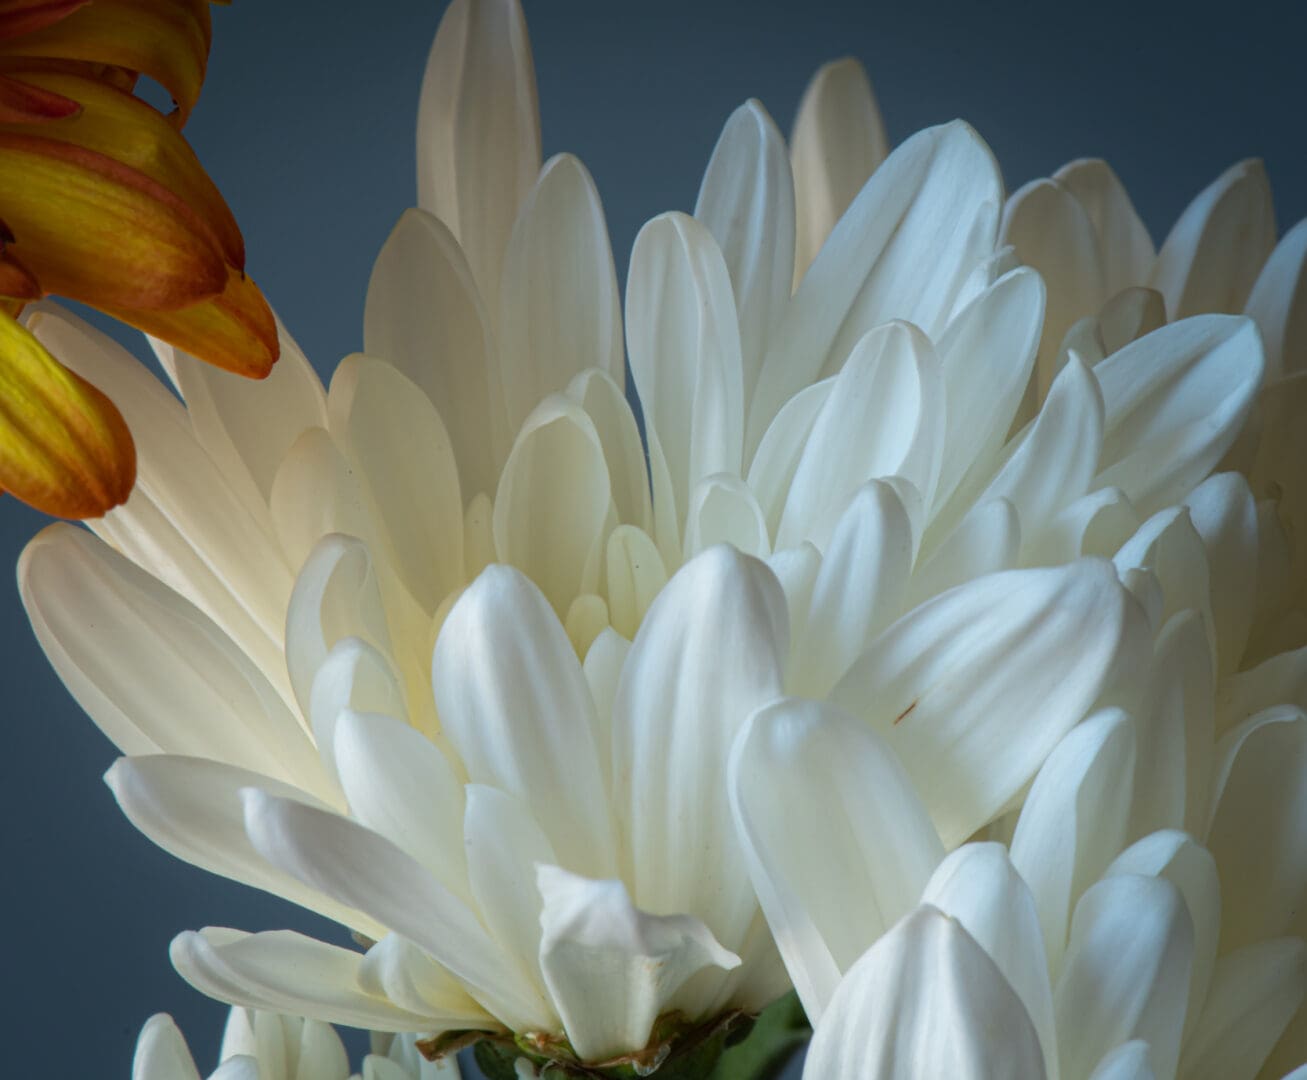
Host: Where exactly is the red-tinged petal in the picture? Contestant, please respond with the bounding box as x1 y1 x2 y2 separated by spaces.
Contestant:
0 250 40 298
102 267 280 379
0 69 76 119
0 130 228 309
0 0 89 42
0 308 134 516
0 0 210 123
2 69 243 266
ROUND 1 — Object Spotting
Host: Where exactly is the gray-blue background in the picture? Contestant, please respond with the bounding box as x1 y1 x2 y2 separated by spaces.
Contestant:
2 0 1305 1073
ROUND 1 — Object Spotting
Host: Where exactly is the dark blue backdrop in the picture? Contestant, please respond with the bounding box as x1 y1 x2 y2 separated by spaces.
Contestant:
2 1 1304 1073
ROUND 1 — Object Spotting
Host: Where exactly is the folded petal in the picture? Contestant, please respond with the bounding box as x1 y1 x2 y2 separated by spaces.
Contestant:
1088 1042 1156 1080
416 0 540 315
1094 315 1264 515
432 563 615 880
627 211 745 533
789 57 888 287
833 559 1131 845
536 865 740 1063
803 906 1047 1080
1245 217 1307 379
775 320 944 550
921 843 1057 1078
729 697 944 1022
491 394 611 616
751 120 1000 451
0 308 132 515
1054 874 1194 1080
613 546 788 959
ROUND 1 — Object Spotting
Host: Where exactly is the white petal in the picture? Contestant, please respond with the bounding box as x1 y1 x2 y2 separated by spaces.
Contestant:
155 317 327 507
1217 645 1307 737
791 481 914 697
432 564 615 879
1010 708 1138 973
464 785 556 998
491 395 610 615
285 535 395 721
27 305 292 663
133 1014 202 1080
1054 158 1156 297
567 368 651 532
498 153 623 435
171 928 456 1033
1107 831 1221 1050
326 355 464 611
309 637 408 786
1088 1042 1156 1080
803 906 1047 1080
536 865 740 1062
332 711 469 899
683 473 770 560
105 755 380 937
776 320 945 550
269 428 374 574
241 788 547 1030
974 353 1105 548
626 211 745 533
752 120 999 451
1206 707 1307 950
1130 612 1215 840
1054 874 1194 1080
729 698 944 1022
613 546 788 958
1094 315 1265 516
19 525 326 796
1150 160 1277 319
603 526 667 641
1179 938 1307 1080
415 0 540 315
908 498 1020 607
1113 507 1213 648
921 843 1057 1079
1245 218 1307 379
358 934 486 1022
1184 472 1258 676
932 266 1045 515
789 57 888 287
747 377 833 540
833 559 1131 845
363 208 502 499
1001 177 1106 397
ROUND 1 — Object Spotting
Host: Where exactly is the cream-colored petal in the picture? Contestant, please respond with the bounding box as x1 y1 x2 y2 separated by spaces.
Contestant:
498 153 623 435
1054 159 1155 296
729 698 944 1022
1245 218 1307 380
789 57 888 287
1150 160 1277 320
750 121 1000 453
833 559 1131 845
415 0 540 316
363 208 502 500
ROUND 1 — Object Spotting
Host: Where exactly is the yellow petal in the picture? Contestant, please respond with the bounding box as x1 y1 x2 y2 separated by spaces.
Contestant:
2 69 243 266
0 0 210 123
0 308 134 516
0 129 228 309
102 266 280 378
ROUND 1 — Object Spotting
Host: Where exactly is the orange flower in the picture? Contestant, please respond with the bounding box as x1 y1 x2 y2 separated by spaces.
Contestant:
0 0 279 517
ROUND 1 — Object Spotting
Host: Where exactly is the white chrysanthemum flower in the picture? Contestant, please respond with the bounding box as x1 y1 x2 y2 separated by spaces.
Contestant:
14 0 1292 1074
131 1008 459 1080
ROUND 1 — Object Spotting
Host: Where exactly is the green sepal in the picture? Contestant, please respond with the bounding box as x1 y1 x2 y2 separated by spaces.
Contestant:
708 992 810 1079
